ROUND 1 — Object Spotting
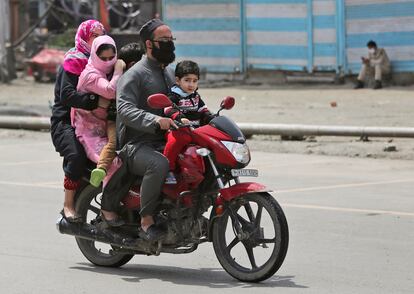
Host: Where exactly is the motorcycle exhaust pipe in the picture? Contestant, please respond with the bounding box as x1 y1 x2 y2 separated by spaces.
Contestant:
56 216 140 249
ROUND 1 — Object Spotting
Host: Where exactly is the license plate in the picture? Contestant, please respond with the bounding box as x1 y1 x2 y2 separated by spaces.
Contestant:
231 169 258 177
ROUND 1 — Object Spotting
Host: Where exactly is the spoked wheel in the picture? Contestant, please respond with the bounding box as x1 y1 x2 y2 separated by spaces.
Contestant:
75 185 134 267
212 192 289 282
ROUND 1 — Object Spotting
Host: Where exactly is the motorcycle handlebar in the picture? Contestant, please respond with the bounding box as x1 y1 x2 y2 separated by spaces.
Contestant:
154 120 192 133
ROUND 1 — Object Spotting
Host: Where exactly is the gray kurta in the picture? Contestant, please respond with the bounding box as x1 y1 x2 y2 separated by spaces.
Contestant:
116 55 175 149
102 56 175 216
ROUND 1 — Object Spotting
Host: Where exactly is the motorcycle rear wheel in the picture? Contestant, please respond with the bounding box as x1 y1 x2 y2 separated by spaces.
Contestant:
75 185 134 267
212 192 289 282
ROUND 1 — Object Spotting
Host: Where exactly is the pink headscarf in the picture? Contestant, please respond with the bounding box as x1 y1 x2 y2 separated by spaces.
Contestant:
63 20 105 75
89 35 117 75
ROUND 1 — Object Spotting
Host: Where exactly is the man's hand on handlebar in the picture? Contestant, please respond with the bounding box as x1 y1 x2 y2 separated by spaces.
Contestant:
180 118 191 125
156 117 178 130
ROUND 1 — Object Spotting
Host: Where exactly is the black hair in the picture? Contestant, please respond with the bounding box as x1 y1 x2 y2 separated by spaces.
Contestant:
96 43 116 56
118 42 143 65
139 32 155 53
367 40 377 48
175 60 200 79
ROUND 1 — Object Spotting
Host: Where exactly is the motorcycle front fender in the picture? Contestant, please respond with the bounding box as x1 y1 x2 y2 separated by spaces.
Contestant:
218 182 271 203
208 182 271 242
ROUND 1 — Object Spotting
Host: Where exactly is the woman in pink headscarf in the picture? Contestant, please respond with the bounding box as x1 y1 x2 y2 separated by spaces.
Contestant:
51 20 105 223
72 35 126 226
63 20 106 75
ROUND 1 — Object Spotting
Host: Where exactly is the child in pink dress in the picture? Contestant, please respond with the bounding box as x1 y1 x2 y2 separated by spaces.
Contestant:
72 35 125 188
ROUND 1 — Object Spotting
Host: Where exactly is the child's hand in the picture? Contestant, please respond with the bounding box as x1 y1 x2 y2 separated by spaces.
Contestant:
98 97 110 108
181 118 191 125
115 60 126 72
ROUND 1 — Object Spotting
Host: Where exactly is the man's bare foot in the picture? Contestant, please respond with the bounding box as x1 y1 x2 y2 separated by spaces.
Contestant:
100 210 125 227
63 206 76 218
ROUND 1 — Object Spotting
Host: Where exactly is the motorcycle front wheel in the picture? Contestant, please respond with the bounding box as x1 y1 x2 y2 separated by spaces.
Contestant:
212 192 289 282
75 185 134 267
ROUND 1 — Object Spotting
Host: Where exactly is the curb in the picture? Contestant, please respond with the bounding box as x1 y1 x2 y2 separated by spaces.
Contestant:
0 115 50 130
238 123 414 138
1 116 414 138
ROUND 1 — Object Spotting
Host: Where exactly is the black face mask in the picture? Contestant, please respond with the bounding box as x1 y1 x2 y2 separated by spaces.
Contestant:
151 40 175 65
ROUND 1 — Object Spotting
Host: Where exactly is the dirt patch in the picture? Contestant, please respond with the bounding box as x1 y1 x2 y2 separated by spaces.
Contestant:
1 78 413 160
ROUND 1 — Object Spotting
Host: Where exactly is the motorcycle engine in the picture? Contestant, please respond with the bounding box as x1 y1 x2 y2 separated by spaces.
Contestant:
160 208 209 245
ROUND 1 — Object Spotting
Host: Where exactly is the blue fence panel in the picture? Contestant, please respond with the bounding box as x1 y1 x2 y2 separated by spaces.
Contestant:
245 0 309 71
164 0 414 74
345 0 414 73
312 0 338 71
164 0 242 73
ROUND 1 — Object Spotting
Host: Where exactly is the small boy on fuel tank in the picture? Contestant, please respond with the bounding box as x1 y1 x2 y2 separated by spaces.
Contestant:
163 60 214 184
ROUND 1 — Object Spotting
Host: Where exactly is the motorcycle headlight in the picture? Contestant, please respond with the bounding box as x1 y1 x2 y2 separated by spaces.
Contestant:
221 141 250 164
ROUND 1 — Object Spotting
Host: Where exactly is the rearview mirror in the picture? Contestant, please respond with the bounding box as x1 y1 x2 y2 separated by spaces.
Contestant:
147 93 172 109
220 96 235 110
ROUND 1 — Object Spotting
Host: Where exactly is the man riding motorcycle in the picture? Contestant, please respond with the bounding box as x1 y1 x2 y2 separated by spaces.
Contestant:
100 19 177 241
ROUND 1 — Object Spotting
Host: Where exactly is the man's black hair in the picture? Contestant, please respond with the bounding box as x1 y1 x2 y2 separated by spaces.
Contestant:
96 44 116 56
175 60 200 79
367 40 377 48
118 43 143 65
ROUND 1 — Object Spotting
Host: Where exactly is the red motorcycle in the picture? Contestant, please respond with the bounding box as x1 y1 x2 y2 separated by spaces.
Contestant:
57 94 289 282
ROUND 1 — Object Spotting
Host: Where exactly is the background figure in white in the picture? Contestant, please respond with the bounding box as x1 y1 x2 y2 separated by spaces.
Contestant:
355 40 391 90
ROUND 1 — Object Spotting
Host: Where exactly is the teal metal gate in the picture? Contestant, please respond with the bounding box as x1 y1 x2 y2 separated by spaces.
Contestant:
164 0 414 75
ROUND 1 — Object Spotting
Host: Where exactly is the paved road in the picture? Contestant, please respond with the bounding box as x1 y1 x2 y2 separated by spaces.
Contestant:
0 133 413 294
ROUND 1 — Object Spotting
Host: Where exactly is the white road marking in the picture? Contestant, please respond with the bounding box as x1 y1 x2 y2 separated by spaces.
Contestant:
274 179 414 194
250 159 333 169
282 203 414 217
1 179 413 217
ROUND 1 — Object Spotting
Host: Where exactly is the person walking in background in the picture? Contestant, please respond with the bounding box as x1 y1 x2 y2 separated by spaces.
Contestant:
354 40 391 90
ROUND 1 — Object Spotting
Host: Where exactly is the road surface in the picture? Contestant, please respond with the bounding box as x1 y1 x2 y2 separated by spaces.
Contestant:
0 132 413 293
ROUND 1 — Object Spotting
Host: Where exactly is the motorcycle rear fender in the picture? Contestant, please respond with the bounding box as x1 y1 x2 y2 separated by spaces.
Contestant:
218 182 271 203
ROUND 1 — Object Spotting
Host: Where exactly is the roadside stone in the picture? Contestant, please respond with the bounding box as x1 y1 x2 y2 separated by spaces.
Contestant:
383 145 397 152
281 135 305 141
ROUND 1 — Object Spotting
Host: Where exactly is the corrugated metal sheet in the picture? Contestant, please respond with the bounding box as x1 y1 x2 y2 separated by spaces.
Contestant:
164 0 414 74
345 0 414 73
245 0 309 71
163 0 243 73
312 0 338 71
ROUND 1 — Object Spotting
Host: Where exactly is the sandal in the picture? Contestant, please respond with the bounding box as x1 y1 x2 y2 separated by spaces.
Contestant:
100 213 125 227
139 224 167 241
60 209 82 223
